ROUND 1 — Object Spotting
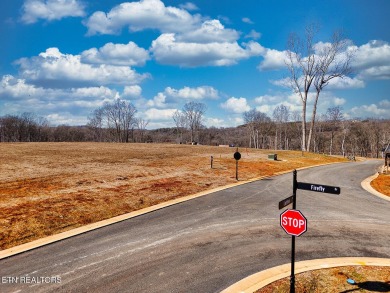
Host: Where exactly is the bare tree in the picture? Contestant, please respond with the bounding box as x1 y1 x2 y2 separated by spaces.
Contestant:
285 24 353 151
326 106 344 155
273 104 290 150
182 101 206 143
172 110 187 143
340 119 349 157
88 99 137 142
243 109 257 148
136 118 149 143
0 113 50 142
87 108 104 142
243 109 272 149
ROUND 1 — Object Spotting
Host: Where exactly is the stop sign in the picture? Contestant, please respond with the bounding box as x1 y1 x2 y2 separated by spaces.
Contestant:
280 209 307 237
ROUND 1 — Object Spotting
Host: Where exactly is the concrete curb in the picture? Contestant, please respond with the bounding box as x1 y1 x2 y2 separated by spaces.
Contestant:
220 257 390 293
0 161 345 260
361 171 390 202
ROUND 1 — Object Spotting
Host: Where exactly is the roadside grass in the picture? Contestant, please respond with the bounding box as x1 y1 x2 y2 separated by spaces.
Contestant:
0 143 348 249
257 266 390 293
370 173 390 196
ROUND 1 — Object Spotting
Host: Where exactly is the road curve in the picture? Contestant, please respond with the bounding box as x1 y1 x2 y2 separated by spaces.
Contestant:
0 160 388 293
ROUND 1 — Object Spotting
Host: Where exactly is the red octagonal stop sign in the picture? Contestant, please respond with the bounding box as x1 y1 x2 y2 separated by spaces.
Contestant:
280 209 307 237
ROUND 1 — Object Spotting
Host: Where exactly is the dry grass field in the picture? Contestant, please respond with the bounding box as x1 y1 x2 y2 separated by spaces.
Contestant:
371 173 390 196
257 266 390 292
0 142 349 249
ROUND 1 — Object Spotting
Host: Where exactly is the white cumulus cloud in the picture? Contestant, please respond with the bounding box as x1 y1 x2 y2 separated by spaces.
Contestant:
326 77 365 89
0 75 121 123
21 0 85 24
221 97 250 113
46 113 88 125
177 20 239 44
260 40 390 80
254 94 285 105
81 42 150 66
164 86 219 100
352 40 390 79
151 34 263 67
179 2 199 11
84 0 264 68
144 108 177 120
147 93 167 108
258 48 288 71
242 17 254 24
271 76 365 90
16 48 149 87
146 86 219 108
123 85 142 98
350 100 390 119
245 29 261 40
84 0 202 35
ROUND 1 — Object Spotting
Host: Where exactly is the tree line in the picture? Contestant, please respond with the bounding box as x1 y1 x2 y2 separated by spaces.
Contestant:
241 105 390 158
1 99 389 158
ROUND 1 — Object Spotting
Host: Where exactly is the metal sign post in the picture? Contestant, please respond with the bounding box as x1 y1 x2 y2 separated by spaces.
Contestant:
233 148 241 181
291 170 297 293
279 169 341 293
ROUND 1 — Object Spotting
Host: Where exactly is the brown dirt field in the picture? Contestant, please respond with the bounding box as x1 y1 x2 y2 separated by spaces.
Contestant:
257 266 390 293
371 173 390 197
0 142 348 250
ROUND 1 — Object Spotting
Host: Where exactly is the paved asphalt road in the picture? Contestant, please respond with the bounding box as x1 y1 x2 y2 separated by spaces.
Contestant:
0 160 388 293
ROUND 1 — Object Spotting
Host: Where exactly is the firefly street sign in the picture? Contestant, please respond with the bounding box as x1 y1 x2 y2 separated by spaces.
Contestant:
297 182 340 195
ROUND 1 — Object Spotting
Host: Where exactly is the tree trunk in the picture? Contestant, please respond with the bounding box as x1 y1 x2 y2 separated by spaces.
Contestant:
301 102 307 151
275 129 278 150
307 91 320 152
329 132 334 155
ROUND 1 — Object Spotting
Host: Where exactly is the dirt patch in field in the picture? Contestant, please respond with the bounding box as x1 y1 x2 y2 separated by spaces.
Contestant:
0 143 347 249
257 266 390 293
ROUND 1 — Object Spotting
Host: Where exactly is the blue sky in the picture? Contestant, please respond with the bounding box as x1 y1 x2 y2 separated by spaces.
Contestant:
1 0 389 128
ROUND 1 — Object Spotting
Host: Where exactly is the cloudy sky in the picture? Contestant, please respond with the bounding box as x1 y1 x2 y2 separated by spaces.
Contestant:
1 0 389 128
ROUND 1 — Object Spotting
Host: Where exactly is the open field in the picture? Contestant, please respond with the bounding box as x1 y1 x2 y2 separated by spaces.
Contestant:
0 142 349 249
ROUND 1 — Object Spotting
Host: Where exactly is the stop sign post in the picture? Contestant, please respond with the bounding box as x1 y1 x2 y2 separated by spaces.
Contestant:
279 169 341 293
280 209 307 237
282 170 300 293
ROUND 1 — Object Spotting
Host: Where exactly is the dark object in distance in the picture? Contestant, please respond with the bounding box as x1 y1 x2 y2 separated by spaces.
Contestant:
268 154 277 160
